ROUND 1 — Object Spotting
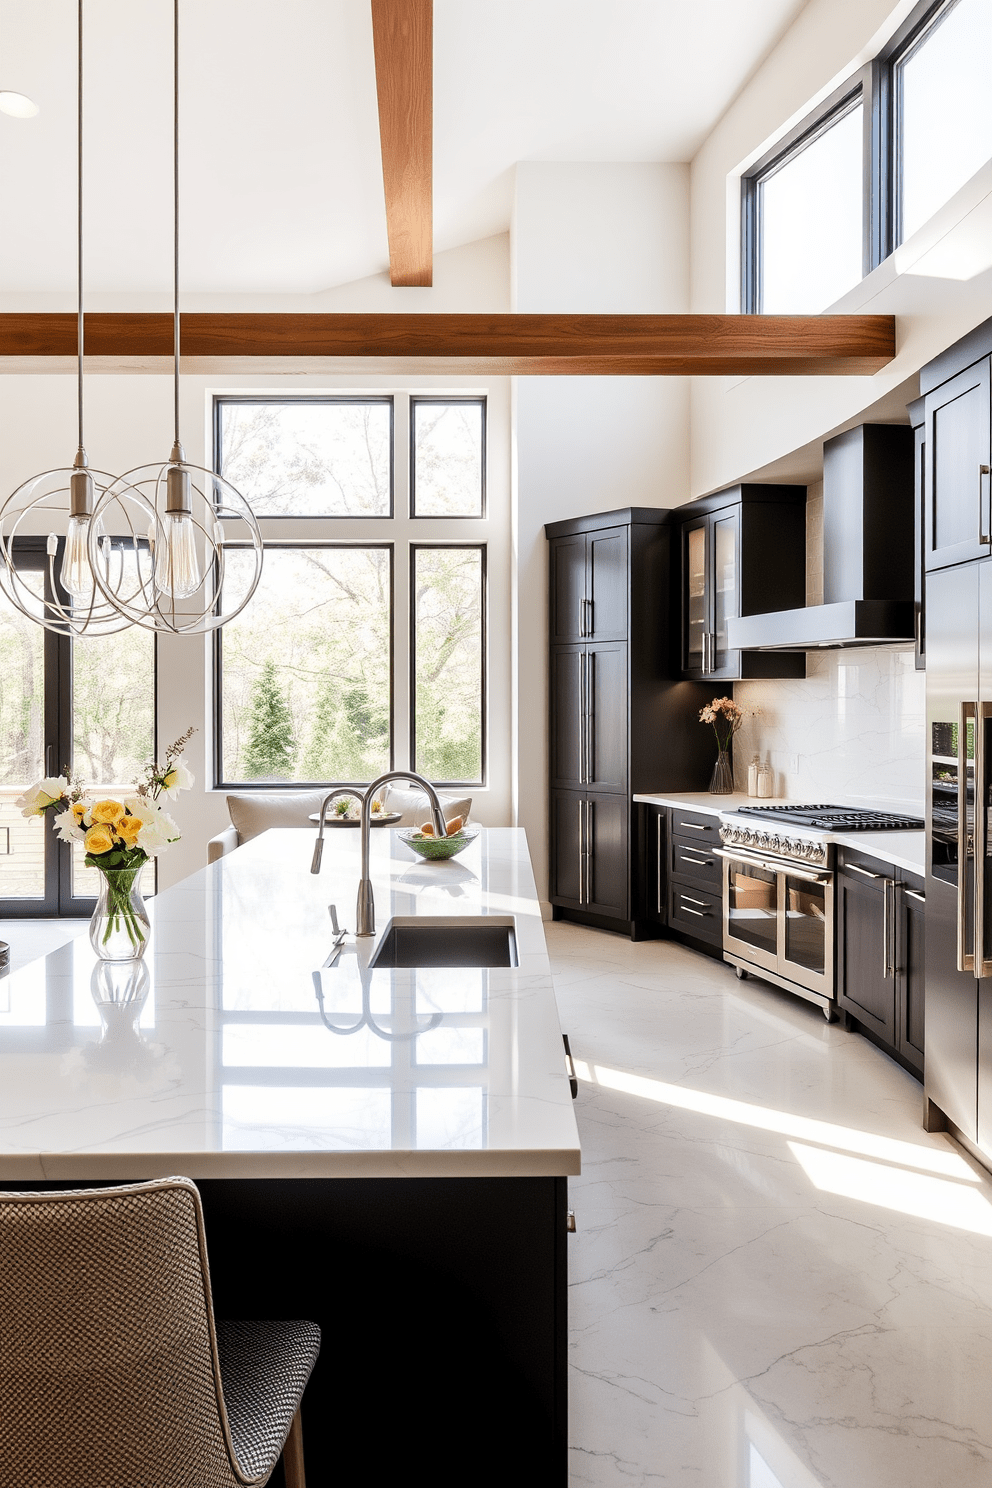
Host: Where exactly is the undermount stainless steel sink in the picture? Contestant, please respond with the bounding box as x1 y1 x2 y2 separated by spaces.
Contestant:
369 916 518 969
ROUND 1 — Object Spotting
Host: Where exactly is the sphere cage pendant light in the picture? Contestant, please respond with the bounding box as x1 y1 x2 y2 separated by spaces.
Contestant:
89 0 263 635
0 0 135 638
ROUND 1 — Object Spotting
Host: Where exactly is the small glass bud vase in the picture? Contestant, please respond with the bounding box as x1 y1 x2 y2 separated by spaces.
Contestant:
90 867 151 961
709 750 734 794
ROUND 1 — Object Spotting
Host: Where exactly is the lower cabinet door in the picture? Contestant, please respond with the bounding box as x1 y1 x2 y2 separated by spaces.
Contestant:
837 869 896 1043
550 791 583 907
897 884 926 1075
586 793 629 918
550 790 629 920
637 805 667 928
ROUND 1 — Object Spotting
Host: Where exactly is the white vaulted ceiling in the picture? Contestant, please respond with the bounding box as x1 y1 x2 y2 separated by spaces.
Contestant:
0 0 809 297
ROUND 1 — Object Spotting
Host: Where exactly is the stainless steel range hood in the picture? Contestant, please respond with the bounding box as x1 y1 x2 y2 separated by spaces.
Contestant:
727 424 915 652
730 598 915 650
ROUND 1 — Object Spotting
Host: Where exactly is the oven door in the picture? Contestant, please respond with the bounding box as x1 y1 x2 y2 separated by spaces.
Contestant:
722 851 779 977
719 848 834 1000
782 865 833 999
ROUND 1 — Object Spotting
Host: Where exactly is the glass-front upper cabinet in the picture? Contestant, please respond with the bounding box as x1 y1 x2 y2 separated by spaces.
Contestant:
678 485 806 682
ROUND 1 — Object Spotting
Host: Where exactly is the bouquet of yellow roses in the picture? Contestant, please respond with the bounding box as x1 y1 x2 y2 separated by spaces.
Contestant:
17 727 195 955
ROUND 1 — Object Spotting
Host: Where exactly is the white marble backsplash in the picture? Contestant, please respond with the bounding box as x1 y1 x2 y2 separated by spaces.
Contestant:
733 646 925 809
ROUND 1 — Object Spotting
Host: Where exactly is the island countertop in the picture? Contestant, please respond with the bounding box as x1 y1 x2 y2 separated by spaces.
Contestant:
0 828 581 1182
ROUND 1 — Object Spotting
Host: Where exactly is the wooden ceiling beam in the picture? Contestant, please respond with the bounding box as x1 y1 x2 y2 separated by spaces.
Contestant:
371 0 432 287
0 313 895 374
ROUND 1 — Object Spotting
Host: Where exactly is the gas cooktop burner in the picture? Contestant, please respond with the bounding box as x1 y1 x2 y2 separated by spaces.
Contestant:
735 804 924 831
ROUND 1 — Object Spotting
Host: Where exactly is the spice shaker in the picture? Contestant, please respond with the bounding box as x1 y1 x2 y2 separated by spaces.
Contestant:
756 760 774 798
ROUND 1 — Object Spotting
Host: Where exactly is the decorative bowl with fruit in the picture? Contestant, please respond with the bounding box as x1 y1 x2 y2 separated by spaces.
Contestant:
398 816 478 861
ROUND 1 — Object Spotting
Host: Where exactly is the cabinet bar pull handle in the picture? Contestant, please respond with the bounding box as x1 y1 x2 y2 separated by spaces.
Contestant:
679 850 712 865
904 889 926 903
980 464 990 545
681 894 709 907
883 878 890 979
958 701 976 973
577 799 585 905
682 906 706 917
976 703 992 979
579 652 588 784
587 652 596 783
680 821 708 831
846 862 882 879
586 799 595 905
656 813 664 916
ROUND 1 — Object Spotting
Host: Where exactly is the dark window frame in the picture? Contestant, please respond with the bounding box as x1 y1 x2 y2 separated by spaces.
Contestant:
742 0 979 311
214 395 396 520
409 542 487 790
0 536 158 918
409 396 487 519
213 541 396 792
884 0 973 249
741 70 871 314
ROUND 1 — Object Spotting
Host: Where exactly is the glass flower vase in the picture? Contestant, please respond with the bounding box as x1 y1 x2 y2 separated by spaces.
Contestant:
709 750 734 794
90 867 150 961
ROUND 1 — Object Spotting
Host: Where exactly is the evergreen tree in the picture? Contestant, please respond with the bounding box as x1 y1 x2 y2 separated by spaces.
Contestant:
242 659 297 779
300 675 339 780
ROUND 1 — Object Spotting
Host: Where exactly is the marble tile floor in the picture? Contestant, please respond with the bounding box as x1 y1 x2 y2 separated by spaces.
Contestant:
548 921 992 1488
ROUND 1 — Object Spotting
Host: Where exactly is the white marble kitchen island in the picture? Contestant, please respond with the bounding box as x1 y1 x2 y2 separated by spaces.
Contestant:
0 827 578 1487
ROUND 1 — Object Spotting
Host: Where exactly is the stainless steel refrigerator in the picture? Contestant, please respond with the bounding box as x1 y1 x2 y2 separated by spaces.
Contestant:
925 560 992 1153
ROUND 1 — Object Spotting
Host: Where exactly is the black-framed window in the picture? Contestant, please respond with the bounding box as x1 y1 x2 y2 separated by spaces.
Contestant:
891 0 992 245
742 0 992 311
216 397 394 518
213 393 490 792
410 545 486 788
410 398 486 517
0 538 156 918
215 544 394 788
742 76 869 314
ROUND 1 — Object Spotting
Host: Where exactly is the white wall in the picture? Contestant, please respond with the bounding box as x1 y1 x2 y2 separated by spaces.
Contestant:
511 163 691 906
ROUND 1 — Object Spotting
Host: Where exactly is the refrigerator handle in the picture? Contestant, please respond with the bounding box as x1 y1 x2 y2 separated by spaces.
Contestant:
959 701 977 974
976 702 992 979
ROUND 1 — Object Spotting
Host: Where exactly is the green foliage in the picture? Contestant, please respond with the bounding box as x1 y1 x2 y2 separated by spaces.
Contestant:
242 658 297 780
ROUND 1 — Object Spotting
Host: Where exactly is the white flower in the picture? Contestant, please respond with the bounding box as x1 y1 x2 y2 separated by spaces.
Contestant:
16 776 69 818
136 807 181 857
160 757 194 799
124 795 157 824
52 806 85 843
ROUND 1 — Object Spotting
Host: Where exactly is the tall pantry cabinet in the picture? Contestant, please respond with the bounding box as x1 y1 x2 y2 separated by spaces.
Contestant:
545 508 714 935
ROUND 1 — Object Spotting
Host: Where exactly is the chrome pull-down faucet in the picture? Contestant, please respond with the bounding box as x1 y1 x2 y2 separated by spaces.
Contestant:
309 771 447 938
310 787 365 875
356 771 446 936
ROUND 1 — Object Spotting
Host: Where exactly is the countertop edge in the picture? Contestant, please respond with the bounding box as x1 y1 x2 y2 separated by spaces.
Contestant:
0 1149 582 1183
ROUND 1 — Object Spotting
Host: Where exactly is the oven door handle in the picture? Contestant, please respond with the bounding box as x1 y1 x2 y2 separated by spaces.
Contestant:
713 847 830 885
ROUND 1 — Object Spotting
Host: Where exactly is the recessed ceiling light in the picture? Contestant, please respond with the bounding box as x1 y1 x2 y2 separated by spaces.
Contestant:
0 91 39 118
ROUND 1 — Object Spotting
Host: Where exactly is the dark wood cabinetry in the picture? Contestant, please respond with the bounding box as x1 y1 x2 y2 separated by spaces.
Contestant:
635 802 723 954
546 509 714 935
836 848 924 1077
679 484 807 681
924 357 992 572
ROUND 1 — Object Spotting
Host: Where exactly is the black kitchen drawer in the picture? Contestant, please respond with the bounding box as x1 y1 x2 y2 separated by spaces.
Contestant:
670 837 721 891
670 806 721 846
669 881 722 945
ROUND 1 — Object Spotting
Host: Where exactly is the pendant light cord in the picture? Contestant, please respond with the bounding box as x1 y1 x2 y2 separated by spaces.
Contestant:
77 0 84 452
173 0 180 447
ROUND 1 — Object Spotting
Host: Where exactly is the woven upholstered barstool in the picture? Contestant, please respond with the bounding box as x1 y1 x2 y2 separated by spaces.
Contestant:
0 1175 320 1488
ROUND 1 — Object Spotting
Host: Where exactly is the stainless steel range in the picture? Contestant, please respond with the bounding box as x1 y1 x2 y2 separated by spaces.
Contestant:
717 804 923 1020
